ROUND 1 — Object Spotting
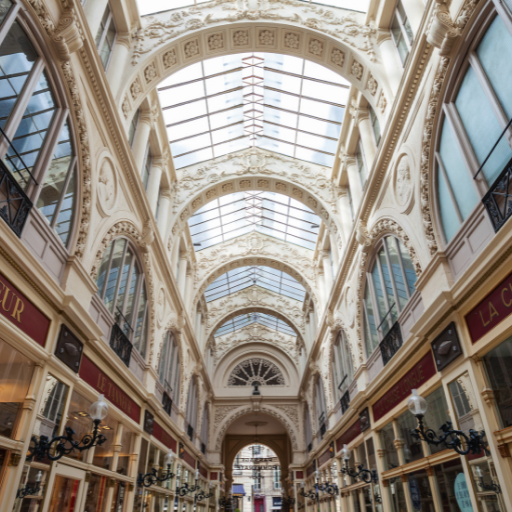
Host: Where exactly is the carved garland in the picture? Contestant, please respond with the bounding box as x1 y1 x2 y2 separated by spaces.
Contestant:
90 220 157 365
353 218 422 366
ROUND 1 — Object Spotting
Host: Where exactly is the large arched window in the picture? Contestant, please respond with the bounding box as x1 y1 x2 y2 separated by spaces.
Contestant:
332 331 353 410
304 406 313 452
314 376 328 439
158 331 181 416
96 238 149 361
435 11 512 243
0 12 77 247
185 376 199 441
362 235 417 359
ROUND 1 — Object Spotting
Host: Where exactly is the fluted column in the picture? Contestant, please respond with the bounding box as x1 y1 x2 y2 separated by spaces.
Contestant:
378 34 402 94
178 255 188 296
106 33 131 96
132 112 152 172
185 267 194 306
329 233 340 269
345 158 363 213
337 189 353 241
147 158 164 214
322 250 333 296
356 110 376 169
157 190 172 234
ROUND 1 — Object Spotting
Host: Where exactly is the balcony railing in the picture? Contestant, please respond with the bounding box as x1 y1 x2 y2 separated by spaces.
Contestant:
474 117 512 232
379 321 403 366
340 390 350 414
187 424 194 441
307 442 312 453
319 422 327 439
0 127 37 237
110 322 133 367
162 391 173 416
201 442 206 455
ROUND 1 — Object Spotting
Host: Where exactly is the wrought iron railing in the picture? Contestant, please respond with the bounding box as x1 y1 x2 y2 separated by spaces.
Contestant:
474 117 512 232
187 424 194 441
379 321 403 366
162 391 172 416
110 322 133 367
307 442 312 453
0 126 37 237
319 422 327 439
201 442 206 455
340 390 350 414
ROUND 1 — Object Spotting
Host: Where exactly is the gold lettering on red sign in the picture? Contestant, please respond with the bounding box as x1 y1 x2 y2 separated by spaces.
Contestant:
502 286 512 308
0 282 25 323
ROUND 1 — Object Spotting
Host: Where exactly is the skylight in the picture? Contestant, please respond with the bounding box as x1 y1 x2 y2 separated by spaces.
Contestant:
189 191 320 251
205 268 306 302
158 53 349 169
215 312 296 337
138 0 368 20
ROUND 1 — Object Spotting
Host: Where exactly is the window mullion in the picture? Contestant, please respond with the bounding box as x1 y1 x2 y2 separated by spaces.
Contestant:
100 239 116 299
443 102 489 195
50 155 77 229
112 242 128 316
382 238 401 315
394 236 411 300
366 270 382 343
0 4 21 44
435 151 464 224
375 255 392 329
97 11 110 51
1 59 45 142
121 256 136 319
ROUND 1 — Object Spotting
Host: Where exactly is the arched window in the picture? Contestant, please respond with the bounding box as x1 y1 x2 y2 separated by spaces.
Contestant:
362 235 417 358
96 238 149 360
158 331 181 415
314 376 328 439
304 406 313 452
435 11 512 243
200 405 209 454
332 331 353 409
185 376 198 441
0 12 78 250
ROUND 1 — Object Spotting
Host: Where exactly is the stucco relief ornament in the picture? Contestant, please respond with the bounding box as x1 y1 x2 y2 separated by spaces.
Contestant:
144 63 158 83
308 38 323 56
240 148 267 172
345 285 356 328
284 32 300 49
184 39 200 57
259 30 274 45
395 155 413 209
208 33 223 50
233 30 249 46
97 160 117 215
157 288 165 325
367 74 377 95
130 79 141 100
351 60 363 80
378 91 387 113
330 48 345 67
121 96 130 118
163 49 177 68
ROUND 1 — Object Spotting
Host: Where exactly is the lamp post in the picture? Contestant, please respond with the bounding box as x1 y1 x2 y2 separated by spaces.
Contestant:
28 394 109 461
339 445 378 484
408 389 486 456
137 449 175 488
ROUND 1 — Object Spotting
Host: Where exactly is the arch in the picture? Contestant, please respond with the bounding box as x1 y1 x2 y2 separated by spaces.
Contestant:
121 10 388 121
213 406 300 452
89 219 157 364
207 303 305 341
192 232 319 309
227 358 285 387
169 148 344 252
353 217 422 366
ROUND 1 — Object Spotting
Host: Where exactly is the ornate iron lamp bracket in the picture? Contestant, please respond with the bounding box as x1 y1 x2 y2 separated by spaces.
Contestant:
137 466 175 488
340 463 378 484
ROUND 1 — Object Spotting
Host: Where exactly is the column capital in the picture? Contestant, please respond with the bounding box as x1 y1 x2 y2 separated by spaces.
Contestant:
345 156 357 168
393 439 404 450
116 32 132 49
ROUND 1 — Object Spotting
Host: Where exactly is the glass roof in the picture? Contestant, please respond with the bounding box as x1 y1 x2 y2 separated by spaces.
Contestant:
205 268 306 302
158 53 350 169
189 190 320 251
138 0 368 19
215 312 296 337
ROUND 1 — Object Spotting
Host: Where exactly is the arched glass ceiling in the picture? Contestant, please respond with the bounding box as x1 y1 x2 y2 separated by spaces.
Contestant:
139 0 368 18
215 312 296 337
205 267 306 302
157 53 350 169
189 190 320 251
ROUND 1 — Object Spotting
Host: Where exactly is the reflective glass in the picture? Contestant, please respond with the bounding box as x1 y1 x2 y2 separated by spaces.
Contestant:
215 312 296 337
158 53 349 168
189 190 320 250
205 266 306 302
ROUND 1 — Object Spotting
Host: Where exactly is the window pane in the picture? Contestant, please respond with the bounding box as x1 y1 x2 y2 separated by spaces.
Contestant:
364 287 379 355
378 248 397 323
8 72 57 187
116 249 134 316
96 241 113 296
477 16 512 120
455 66 512 185
104 238 126 312
371 261 387 322
437 161 461 243
0 22 38 129
386 237 408 310
54 166 75 246
397 238 417 294
438 118 479 221
124 262 140 328
37 121 75 244
0 0 12 27
64 390 92 461
133 287 147 356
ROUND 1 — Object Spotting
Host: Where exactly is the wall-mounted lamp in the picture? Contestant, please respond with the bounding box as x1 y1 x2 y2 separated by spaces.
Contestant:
408 389 486 456
137 449 175 488
17 471 43 499
339 445 378 484
28 395 109 462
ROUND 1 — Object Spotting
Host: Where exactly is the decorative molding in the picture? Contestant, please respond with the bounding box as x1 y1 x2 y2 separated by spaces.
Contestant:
227 358 285 386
